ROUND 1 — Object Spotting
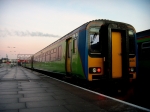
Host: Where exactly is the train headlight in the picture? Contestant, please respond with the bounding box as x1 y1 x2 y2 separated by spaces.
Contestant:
128 30 134 36
89 67 101 73
130 68 134 72
129 67 135 72
93 68 96 73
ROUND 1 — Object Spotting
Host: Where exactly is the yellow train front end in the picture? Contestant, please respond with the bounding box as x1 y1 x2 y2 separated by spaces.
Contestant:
87 20 137 89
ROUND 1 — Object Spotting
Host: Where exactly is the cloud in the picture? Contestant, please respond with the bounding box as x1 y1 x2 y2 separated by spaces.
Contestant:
0 29 60 38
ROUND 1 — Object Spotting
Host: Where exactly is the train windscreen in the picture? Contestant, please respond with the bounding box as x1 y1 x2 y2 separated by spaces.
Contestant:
89 27 101 54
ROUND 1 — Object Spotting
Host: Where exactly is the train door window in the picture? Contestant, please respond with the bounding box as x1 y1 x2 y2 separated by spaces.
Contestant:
58 46 62 60
128 30 135 57
89 27 101 53
73 34 77 54
68 41 71 58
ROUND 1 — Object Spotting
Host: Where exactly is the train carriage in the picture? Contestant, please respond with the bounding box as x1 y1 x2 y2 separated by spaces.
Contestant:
25 19 137 88
136 29 150 78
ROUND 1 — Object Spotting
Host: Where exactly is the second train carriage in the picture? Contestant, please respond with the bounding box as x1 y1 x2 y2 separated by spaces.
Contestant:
136 29 150 78
25 19 137 86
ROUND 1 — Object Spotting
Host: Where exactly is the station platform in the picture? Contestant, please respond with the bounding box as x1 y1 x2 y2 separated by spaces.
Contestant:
0 64 149 112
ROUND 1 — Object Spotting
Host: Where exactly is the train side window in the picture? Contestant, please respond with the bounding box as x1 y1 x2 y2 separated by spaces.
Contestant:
141 41 150 59
49 50 51 61
56 47 58 60
49 53 51 61
50 49 54 61
54 48 56 53
53 48 56 61
38 55 39 62
142 41 150 49
51 49 53 54
42 53 45 62
46 51 49 62
40 54 42 62
58 46 62 60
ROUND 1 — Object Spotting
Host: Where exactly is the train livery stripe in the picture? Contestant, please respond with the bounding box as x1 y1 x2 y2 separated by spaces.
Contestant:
137 36 150 43
78 30 87 78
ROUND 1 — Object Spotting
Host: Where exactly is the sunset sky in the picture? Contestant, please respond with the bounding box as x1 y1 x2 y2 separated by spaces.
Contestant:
0 0 150 59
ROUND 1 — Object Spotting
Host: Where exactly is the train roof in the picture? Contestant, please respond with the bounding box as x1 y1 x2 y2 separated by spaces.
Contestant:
33 19 134 56
136 29 150 38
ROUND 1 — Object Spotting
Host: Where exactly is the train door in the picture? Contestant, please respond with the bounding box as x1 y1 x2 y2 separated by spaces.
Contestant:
111 32 122 78
66 38 72 73
100 24 128 79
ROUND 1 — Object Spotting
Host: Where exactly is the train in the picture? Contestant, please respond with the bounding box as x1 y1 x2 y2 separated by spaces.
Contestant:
136 29 150 81
22 19 137 91
136 29 150 73
134 29 150 108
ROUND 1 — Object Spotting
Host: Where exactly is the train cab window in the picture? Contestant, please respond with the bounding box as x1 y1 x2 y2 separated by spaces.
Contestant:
89 27 101 54
128 30 135 58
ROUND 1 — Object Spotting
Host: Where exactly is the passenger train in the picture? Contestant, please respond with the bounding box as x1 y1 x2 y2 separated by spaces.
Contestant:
136 29 150 80
22 19 137 90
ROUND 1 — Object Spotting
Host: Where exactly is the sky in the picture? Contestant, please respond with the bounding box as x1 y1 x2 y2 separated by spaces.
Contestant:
0 0 150 59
